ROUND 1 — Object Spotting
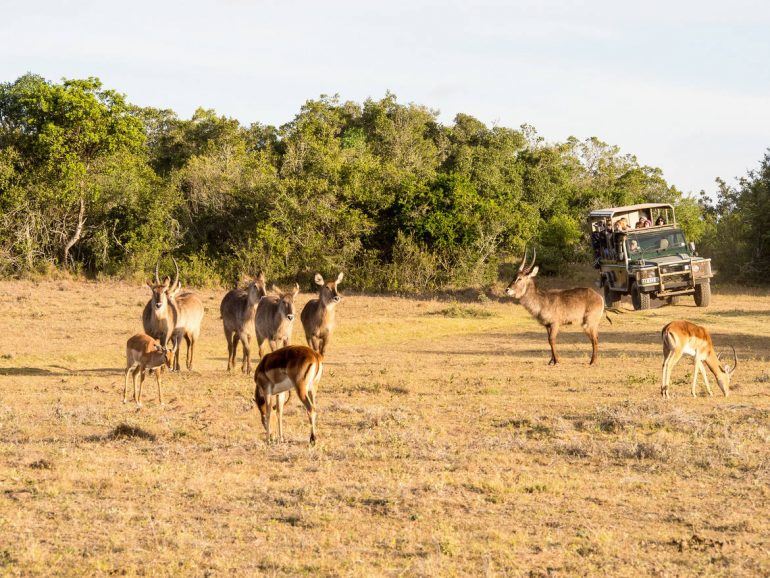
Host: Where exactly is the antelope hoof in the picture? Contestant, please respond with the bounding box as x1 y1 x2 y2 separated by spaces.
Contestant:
548 359 558 366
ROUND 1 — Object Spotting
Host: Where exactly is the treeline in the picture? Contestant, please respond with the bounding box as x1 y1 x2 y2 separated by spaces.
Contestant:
0 73 749 291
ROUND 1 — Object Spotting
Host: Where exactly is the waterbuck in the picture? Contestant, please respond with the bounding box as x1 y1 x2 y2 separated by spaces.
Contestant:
166 264 205 371
660 320 737 398
142 262 178 349
220 272 267 373
505 248 607 365
301 272 343 355
254 345 323 444
255 283 299 357
124 333 173 406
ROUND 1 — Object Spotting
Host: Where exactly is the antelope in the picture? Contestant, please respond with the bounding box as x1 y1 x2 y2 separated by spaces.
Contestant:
142 263 178 349
255 283 299 357
165 258 205 371
301 272 343 355
124 333 173 405
254 345 323 444
220 272 267 373
505 247 608 365
661 320 737 398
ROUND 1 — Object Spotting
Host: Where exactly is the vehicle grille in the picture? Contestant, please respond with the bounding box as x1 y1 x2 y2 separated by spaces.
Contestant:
659 264 691 286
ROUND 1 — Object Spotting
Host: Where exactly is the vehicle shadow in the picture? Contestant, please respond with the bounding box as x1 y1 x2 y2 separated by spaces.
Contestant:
0 366 124 377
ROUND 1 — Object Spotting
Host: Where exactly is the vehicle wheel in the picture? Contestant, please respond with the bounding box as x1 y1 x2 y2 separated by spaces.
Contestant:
631 283 651 310
694 282 711 307
667 296 681 306
603 284 622 307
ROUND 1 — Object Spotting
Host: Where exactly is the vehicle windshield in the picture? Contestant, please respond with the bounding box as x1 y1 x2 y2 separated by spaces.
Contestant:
626 230 689 259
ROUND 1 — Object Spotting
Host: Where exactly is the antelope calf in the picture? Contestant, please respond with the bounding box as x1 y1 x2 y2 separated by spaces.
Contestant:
255 283 299 356
254 345 323 444
142 263 177 349
124 333 173 405
301 272 343 354
661 320 737 398
506 247 608 365
221 272 267 373
166 258 205 371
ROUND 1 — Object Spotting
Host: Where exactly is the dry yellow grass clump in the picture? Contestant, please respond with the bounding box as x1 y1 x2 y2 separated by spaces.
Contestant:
0 279 768 576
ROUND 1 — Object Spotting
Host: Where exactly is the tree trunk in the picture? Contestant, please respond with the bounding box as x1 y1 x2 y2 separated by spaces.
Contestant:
62 197 86 268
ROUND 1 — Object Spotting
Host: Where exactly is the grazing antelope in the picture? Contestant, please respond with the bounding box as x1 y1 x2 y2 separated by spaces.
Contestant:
301 272 343 355
254 345 323 444
124 333 173 405
142 263 178 349
166 258 205 371
255 283 299 357
661 320 737 398
220 272 267 373
505 247 608 365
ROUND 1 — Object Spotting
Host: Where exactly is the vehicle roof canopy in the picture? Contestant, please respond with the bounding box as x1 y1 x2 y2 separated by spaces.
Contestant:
589 203 674 219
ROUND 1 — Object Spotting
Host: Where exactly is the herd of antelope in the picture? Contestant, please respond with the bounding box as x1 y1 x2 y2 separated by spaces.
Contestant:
124 251 738 444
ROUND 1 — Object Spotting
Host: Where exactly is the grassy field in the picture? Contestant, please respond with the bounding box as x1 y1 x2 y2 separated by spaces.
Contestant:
0 279 768 576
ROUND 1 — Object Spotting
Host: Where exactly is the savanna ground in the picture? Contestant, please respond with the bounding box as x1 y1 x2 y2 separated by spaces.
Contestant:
0 278 768 577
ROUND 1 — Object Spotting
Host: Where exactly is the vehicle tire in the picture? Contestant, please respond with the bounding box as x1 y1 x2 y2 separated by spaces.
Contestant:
603 284 622 308
667 296 681 306
694 282 711 307
631 283 651 310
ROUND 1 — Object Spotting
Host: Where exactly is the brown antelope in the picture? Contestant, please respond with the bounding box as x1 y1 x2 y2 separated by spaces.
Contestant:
142 263 178 349
661 320 737 398
166 258 205 371
220 272 267 373
301 272 343 354
505 247 608 365
124 333 173 405
254 345 323 444
255 283 299 357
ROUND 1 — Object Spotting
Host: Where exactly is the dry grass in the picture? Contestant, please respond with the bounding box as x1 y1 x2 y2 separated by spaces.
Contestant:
0 279 769 576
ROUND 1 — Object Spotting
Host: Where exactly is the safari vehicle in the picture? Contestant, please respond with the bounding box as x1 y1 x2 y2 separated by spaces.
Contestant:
589 203 713 310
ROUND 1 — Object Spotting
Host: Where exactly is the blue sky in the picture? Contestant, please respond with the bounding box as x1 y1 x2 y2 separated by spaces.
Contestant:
2 0 769 194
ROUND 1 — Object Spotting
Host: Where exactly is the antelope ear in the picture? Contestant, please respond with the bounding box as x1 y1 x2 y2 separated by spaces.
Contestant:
271 284 281 294
292 283 300 297
146 281 153 289
162 276 171 288
256 271 265 283
723 364 731 374
154 344 163 352
336 272 344 284
528 266 539 278
314 273 325 286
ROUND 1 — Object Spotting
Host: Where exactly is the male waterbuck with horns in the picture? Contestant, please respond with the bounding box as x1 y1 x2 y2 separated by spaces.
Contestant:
660 320 737 398
142 258 205 371
506 247 608 365
301 272 343 355
220 272 267 373
255 283 300 357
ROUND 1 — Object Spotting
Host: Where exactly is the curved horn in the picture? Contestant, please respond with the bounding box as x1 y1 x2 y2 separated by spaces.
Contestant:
730 345 737 373
154 261 160 284
524 246 537 274
171 257 179 289
518 246 529 272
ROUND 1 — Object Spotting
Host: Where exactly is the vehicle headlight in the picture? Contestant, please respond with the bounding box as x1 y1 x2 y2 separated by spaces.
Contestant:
692 264 701 273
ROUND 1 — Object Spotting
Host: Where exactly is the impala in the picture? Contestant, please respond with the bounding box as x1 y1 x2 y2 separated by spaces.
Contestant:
661 319 737 398
166 258 205 371
220 272 267 373
254 345 323 444
505 247 608 365
301 272 343 355
124 333 173 405
255 283 299 357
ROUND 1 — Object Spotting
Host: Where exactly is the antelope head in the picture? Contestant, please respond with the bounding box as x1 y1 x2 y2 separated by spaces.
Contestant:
505 247 539 299
153 343 174 369
315 272 344 305
272 283 300 322
146 261 172 311
716 345 738 395
247 271 266 305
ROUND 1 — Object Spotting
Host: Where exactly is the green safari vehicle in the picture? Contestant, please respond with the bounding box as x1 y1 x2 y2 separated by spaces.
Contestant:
589 203 713 310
